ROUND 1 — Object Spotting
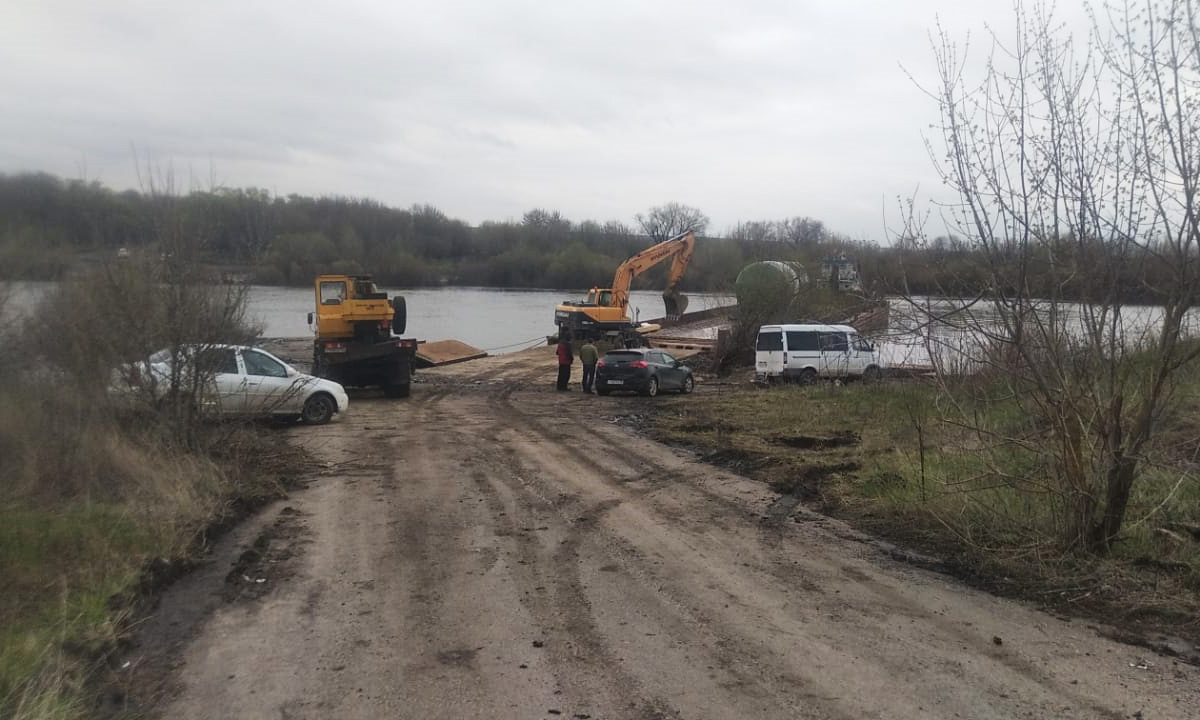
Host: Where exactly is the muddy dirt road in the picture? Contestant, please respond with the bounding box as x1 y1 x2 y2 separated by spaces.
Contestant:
141 347 1198 719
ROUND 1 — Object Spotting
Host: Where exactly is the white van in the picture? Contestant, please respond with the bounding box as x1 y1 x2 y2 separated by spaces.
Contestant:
755 324 884 384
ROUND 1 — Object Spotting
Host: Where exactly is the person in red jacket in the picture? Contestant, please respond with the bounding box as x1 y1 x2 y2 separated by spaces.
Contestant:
556 334 574 391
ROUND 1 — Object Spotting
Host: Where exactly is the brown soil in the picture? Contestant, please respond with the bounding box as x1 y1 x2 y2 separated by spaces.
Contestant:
112 345 1199 719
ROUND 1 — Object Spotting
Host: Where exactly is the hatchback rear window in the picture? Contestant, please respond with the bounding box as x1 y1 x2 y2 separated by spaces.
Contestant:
603 352 644 362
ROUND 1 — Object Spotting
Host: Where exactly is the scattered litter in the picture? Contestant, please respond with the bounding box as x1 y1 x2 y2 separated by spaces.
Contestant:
242 575 267 584
532 640 544 648
119 661 131 670
992 636 1003 646
1129 659 1152 670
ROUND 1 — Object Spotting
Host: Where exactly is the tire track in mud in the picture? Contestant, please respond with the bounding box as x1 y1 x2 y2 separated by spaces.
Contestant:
441 407 687 720
469 382 849 719
477 382 1135 720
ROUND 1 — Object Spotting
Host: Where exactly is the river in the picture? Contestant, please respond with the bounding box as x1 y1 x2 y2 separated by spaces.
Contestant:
8 281 1193 366
2 283 734 355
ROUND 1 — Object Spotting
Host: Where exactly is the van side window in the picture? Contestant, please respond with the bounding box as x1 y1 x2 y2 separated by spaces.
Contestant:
785 331 820 351
819 332 849 351
756 331 783 351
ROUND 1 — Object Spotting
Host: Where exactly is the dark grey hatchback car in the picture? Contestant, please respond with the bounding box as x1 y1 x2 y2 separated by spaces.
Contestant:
595 348 694 397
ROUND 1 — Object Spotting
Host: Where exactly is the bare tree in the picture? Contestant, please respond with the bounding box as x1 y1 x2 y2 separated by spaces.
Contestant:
636 202 709 242
903 0 1200 552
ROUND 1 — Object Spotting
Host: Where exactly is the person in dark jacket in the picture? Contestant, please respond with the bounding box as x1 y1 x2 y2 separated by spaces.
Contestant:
578 340 599 393
556 335 574 391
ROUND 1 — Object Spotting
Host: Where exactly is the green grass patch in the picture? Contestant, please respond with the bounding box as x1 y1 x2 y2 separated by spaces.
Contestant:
0 384 304 719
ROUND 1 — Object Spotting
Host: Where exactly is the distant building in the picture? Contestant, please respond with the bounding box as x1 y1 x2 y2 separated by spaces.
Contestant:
821 254 860 292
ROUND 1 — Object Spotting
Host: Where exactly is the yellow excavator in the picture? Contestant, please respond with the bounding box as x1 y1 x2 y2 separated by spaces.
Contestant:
554 229 696 344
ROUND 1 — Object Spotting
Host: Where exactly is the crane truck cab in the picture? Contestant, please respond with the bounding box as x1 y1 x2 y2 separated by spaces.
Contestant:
755 323 885 384
307 274 417 398
554 230 696 344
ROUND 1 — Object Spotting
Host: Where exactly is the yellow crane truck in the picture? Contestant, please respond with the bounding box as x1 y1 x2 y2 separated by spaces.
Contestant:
554 229 696 344
307 275 417 398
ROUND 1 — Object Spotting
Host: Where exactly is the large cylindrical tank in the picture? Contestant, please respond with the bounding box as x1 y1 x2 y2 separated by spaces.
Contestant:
734 261 807 305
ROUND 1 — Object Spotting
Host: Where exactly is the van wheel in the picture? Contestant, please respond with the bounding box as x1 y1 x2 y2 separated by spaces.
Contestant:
799 368 818 386
862 366 882 383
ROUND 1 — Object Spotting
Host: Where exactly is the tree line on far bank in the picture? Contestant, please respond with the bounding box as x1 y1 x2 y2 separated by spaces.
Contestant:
0 171 1183 306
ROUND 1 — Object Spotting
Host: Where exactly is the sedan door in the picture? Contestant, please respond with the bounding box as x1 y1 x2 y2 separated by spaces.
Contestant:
241 348 306 414
193 346 247 414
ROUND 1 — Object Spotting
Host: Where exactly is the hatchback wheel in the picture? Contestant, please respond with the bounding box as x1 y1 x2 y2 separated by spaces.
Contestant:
643 376 659 397
680 375 694 394
301 393 336 425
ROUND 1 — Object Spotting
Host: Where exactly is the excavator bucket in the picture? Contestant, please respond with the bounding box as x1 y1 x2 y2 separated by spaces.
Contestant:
662 290 688 321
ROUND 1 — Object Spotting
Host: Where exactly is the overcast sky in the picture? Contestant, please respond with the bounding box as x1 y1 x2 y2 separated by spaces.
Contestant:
0 1 1092 241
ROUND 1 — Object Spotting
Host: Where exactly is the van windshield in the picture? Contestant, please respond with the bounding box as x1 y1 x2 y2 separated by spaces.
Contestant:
756 331 783 351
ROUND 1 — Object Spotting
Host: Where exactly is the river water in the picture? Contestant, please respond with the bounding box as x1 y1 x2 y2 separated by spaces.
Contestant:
3 283 734 355
8 281 1193 366
252 286 736 353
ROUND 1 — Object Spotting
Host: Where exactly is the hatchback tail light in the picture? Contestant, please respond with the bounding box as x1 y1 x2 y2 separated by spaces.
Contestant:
597 360 606 368
630 360 648 369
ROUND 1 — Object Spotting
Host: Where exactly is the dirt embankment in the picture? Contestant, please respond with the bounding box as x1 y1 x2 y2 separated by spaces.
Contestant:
112 346 1199 719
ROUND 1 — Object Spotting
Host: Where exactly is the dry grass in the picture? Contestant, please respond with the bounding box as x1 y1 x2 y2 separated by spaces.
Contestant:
0 270 299 719
653 374 1200 642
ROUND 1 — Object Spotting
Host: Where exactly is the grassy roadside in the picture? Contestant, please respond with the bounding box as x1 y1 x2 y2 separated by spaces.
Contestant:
0 384 305 719
0 264 304 719
651 371 1200 647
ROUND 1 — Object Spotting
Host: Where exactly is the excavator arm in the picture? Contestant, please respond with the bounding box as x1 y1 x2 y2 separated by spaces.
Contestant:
610 230 696 319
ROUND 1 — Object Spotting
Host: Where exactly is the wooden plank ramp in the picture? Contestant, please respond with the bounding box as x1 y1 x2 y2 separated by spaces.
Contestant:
648 336 714 351
416 339 488 367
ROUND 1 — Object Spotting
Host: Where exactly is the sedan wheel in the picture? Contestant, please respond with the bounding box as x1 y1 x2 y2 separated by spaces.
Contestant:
680 375 694 394
301 394 336 425
643 376 659 397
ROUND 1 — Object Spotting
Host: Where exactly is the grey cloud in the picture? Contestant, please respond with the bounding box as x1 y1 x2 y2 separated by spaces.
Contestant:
0 0 1075 237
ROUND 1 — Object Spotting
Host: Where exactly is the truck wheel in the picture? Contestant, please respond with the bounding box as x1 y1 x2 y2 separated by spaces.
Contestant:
384 382 411 398
301 393 336 425
392 296 407 335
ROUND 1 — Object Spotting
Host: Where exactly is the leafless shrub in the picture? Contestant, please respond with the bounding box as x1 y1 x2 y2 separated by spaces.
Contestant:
902 0 1200 552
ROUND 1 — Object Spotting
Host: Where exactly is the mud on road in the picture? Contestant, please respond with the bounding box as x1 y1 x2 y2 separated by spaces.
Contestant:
125 346 1199 719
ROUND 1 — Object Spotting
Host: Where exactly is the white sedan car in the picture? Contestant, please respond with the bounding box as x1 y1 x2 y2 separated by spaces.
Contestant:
117 344 349 424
